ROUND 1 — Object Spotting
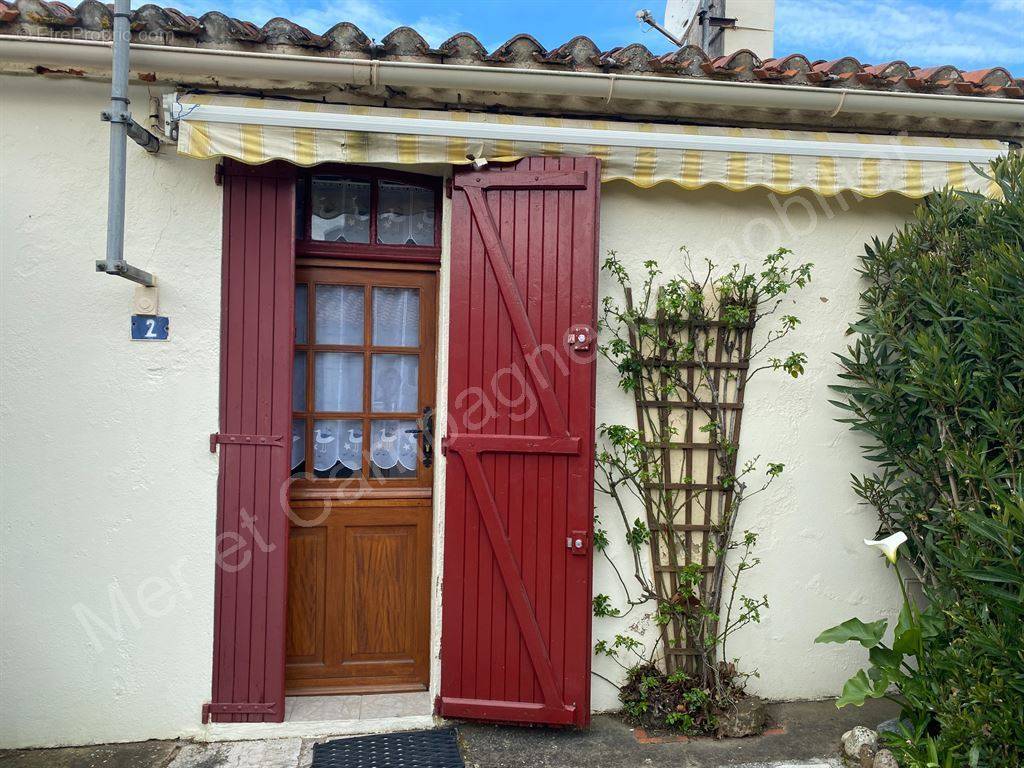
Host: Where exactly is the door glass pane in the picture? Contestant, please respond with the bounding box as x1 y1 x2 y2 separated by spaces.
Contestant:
293 352 306 411
372 287 419 347
311 177 370 243
371 354 418 413
370 419 417 477
313 418 362 478
291 419 305 476
315 285 364 345
314 352 363 412
295 284 308 343
377 182 435 246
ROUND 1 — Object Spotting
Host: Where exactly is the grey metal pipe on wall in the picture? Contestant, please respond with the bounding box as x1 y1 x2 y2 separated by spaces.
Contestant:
102 0 130 279
95 0 157 286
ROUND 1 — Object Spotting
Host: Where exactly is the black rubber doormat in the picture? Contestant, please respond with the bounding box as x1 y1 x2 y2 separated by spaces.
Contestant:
311 728 464 768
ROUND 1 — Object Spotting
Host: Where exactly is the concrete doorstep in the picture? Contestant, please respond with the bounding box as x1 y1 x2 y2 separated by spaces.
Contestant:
0 699 896 768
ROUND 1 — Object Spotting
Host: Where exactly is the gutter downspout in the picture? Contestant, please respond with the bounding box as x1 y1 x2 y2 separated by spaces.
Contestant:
2 35 1022 127
93 0 157 287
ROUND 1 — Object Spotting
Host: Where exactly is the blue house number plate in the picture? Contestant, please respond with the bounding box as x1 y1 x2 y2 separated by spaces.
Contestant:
131 315 170 341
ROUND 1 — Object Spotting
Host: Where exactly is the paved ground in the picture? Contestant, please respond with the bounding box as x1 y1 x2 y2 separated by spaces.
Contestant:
458 700 896 768
0 699 895 768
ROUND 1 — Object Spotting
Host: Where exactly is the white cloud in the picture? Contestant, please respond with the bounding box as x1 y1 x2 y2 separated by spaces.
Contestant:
775 0 1024 71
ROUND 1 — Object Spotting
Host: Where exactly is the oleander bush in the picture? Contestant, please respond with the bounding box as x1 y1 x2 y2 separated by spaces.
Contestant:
830 154 1024 767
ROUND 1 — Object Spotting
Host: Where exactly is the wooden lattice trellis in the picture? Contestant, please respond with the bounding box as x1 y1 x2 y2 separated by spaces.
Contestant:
624 287 755 676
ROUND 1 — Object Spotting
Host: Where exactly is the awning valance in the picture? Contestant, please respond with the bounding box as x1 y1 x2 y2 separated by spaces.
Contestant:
174 94 1006 198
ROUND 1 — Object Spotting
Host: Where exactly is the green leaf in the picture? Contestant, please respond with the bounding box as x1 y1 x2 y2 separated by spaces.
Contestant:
868 645 904 672
893 625 921 655
918 604 943 639
815 618 888 648
895 601 913 638
835 669 889 708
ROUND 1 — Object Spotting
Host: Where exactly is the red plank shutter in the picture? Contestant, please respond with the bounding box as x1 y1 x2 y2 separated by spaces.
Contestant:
440 157 600 727
208 160 295 724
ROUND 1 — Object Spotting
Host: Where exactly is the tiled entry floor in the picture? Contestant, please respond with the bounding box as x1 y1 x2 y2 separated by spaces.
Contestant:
285 692 433 722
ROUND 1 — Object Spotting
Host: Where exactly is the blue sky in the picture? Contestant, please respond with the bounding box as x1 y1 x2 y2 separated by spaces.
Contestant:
171 0 1024 75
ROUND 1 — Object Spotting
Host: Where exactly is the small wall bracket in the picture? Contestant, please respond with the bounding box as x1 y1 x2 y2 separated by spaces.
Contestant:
100 109 161 154
95 259 156 286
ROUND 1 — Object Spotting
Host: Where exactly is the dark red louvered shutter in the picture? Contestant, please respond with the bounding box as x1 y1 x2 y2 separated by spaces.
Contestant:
440 157 600 727
207 160 295 724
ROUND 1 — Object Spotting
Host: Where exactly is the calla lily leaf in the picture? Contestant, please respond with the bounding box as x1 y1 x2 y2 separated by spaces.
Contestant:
835 669 890 708
893 625 921 655
868 645 904 672
895 601 913 638
815 618 888 648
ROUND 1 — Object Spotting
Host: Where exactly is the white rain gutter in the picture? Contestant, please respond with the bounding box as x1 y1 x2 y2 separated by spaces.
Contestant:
2 35 1023 126
173 101 1009 163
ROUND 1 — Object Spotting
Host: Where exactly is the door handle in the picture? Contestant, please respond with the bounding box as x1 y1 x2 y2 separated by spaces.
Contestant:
405 405 435 468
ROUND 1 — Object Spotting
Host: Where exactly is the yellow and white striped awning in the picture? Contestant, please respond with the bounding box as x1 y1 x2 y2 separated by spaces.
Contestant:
174 94 1006 198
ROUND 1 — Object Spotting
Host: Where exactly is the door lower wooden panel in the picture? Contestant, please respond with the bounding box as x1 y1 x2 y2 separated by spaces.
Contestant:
286 527 327 665
285 500 432 695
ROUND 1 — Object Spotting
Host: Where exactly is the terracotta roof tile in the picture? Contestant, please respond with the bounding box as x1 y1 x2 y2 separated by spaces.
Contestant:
602 43 656 72
490 33 548 67
437 32 490 62
262 17 329 49
1 0 1020 101
756 53 812 80
544 35 604 68
135 5 200 36
322 21 373 56
380 26 438 59
21 0 76 26
0 0 19 23
707 49 760 78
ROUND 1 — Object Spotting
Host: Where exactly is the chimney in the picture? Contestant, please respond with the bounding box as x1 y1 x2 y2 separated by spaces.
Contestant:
664 0 775 59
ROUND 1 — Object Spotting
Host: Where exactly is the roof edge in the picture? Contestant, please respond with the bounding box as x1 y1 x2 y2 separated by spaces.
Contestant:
2 34 1022 138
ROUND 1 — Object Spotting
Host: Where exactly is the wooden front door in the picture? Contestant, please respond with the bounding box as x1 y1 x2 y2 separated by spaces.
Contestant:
439 158 601 727
285 265 436 694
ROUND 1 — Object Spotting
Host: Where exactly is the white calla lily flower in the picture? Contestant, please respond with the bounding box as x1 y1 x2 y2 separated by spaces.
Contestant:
864 531 907 564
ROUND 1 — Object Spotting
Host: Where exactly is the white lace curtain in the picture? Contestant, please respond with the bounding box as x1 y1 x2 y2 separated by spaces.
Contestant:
311 178 370 243
290 285 422 473
372 287 418 346
376 183 435 246
369 420 418 471
296 420 418 472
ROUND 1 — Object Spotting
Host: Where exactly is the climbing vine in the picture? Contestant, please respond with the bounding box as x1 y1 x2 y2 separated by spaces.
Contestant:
593 248 812 729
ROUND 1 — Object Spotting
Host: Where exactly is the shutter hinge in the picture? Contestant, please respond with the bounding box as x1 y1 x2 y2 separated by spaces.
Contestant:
210 432 285 453
202 701 277 723
214 162 224 186
444 176 453 199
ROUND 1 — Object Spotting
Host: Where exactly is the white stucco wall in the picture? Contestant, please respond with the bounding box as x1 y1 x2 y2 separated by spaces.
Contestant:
1 73 916 747
0 75 221 747
590 181 915 710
